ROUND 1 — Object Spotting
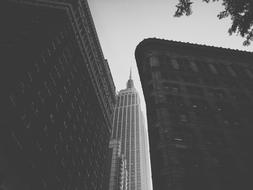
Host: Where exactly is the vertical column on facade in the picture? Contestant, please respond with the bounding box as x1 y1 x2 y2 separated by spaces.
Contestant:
137 94 142 190
127 92 132 190
134 93 138 190
131 92 135 190
111 98 117 139
124 93 129 159
116 95 122 140
120 94 125 149
115 96 120 140
129 92 134 189
140 111 146 190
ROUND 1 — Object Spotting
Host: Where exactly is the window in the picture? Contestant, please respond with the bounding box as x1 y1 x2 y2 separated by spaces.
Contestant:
26 71 33 83
156 94 166 104
195 61 212 75
34 62 40 73
214 101 234 122
162 72 179 81
190 61 198 72
186 86 204 96
231 64 247 78
11 132 23 150
9 94 16 107
150 56 160 67
214 63 230 77
160 56 175 71
171 59 179 70
179 114 188 122
177 58 193 72
50 113 55 124
223 118 241 127
191 98 209 111
191 98 213 123
208 89 226 100
230 91 250 106
163 82 181 94
181 75 200 84
172 128 193 148
152 71 161 80
245 69 253 79
227 66 237 77
222 78 239 88
203 76 218 86
208 64 218 74
167 95 186 111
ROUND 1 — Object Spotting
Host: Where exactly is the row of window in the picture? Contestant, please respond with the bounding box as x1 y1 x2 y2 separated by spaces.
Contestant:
74 6 115 116
7 33 109 190
149 55 253 80
154 95 249 126
155 82 252 105
149 70 253 93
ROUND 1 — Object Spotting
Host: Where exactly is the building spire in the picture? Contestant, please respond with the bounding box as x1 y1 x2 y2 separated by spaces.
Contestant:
126 68 134 89
129 67 132 80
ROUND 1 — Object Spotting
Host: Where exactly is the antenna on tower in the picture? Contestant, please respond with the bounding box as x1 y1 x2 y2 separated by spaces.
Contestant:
129 67 132 80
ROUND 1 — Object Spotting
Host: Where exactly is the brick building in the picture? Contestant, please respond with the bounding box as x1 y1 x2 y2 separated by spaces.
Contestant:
135 38 253 190
0 1 115 189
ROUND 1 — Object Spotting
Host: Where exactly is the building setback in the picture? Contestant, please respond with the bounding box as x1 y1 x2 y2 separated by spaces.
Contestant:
0 0 115 189
111 72 152 190
135 38 253 190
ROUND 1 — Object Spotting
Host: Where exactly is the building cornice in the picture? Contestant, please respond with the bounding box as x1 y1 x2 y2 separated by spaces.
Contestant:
135 38 253 64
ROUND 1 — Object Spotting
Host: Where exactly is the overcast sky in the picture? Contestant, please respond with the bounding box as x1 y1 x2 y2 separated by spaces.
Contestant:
87 0 253 118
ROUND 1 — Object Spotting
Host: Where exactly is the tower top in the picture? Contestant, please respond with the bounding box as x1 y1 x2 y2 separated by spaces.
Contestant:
126 68 134 89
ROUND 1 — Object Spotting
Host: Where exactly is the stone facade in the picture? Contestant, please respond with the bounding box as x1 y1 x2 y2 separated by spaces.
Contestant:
135 38 253 190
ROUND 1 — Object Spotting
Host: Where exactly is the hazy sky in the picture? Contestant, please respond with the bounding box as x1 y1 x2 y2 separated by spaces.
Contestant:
87 0 253 116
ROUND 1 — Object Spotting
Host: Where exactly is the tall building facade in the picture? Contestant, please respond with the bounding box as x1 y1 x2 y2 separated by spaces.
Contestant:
107 140 128 190
119 156 128 190
135 38 253 190
0 1 115 189
111 73 152 190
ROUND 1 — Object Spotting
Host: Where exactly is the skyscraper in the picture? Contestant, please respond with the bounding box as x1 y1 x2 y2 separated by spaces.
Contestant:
111 71 152 190
135 38 253 190
107 139 128 190
0 0 115 189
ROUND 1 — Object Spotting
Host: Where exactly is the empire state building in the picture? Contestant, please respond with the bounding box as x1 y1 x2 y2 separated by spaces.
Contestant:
111 71 152 190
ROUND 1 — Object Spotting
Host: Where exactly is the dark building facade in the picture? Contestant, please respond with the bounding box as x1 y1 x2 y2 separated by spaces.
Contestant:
111 73 152 190
135 38 253 190
0 0 115 189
